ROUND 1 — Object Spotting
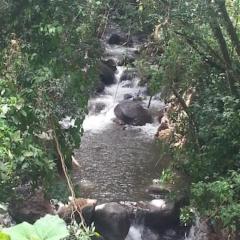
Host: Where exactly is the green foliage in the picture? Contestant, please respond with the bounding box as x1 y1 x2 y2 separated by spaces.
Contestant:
180 207 195 226
123 0 240 236
67 222 100 240
0 73 55 201
159 168 175 184
0 0 111 202
3 215 69 240
189 171 240 231
0 232 10 240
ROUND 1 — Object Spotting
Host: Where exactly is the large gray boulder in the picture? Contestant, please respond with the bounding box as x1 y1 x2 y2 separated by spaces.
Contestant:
114 100 152 126
94 202 130 240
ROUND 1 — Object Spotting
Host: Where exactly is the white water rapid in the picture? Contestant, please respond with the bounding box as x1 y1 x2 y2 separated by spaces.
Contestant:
83 44 164 135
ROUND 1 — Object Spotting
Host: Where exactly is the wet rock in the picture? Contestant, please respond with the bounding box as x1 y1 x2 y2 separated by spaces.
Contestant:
113 118 126 125
118 56 136 66
82 204 96 226
114 100 152 126
144 199 180 230
57 198 97 225
108 33 122 45
88 101 106 114
94 202 130 240
146 184 171 196
95 80 105 93
102 59 117 72
124 94 133 100
100 62 115 85
108 33 133 47
120 69 139 82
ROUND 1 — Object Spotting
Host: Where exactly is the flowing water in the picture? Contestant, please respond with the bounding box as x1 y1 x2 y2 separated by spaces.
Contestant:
72 31 201 240
73 42 165 202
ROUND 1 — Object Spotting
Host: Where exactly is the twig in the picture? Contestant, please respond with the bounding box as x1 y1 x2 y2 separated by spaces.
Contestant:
52 125 86 227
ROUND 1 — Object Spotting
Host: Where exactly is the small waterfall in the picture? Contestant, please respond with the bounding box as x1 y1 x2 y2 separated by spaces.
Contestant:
126 225 144 240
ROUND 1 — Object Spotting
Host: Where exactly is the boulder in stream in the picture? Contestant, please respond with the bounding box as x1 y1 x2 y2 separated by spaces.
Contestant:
108 33 123 45
124 93 133 100
94 202 130 240
99 62 115 85
114 100 153 126
108 33 133 47
102 58 117 72
120 69 139 82
144 199 180 230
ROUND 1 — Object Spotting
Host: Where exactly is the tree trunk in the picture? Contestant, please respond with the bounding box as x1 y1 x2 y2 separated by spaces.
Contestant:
216 0 240 58
207 0 238 97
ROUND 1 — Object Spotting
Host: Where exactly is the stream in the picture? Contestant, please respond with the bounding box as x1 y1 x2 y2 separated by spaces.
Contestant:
72 26 200 240
73 45 165 202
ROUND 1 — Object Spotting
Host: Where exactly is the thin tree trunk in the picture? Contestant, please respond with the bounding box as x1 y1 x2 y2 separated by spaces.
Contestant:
216 0 240 57
174 31 226 72
207 0 238 97
148 95 153 108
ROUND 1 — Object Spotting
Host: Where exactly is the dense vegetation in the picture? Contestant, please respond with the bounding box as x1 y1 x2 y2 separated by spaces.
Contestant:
0 0 109 202
0 0 240 239
130 0 240 238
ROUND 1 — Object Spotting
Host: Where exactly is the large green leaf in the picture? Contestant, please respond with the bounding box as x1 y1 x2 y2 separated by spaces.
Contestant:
0 232 10 240
4 222 37 240
3 215 69 240
34 215 69 240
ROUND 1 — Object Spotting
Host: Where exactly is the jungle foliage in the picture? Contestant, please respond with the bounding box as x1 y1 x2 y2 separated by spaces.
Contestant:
129 0 240 237
1 0 240 238
0 0 111 202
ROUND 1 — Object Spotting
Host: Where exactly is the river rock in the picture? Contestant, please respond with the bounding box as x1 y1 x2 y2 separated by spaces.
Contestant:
102 59 117 72
124 94 133 100
120 69 139 82
95 80 105 93
114 100 153 126
88 101 106 114
57 198 97 225
94 202 130 240
100 62 115 85
108 33 123 45
118 56 136 66
144 199 179 230
108 33 133 47
146 184 171 197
